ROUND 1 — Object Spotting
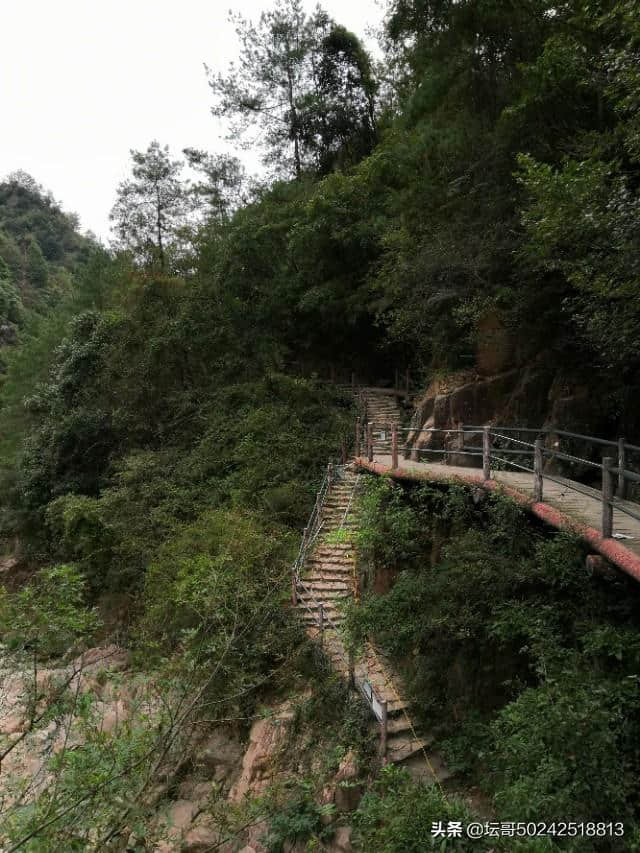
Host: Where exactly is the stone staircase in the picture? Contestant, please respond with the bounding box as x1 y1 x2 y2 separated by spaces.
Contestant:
361 390 403 456
295 462 447 776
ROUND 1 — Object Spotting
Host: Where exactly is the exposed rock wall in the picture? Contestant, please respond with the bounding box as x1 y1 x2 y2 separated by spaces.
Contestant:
404 365 602 463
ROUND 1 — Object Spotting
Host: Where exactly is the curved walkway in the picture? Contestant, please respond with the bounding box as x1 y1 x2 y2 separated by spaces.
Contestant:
356 455 640 583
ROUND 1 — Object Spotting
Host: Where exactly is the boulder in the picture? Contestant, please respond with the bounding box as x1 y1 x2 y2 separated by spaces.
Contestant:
333 750 363 812
183 815 221 851
229 705 295 801
196 728 244 787
0 713 25 735
330 826 353 853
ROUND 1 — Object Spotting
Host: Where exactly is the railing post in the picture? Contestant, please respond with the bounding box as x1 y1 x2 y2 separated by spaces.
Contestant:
291 566 298 606
327 463 333 491
355 417 361 457
367 422 373 463
482 426 491 480
379 700 388 763
318 602 324 649
618 438 627 500
341 440 347 464
391 424 398 469
533 438 543 502
602 457 614 539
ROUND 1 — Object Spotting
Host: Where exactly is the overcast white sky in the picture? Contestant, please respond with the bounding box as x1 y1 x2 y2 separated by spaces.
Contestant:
1 0 385 241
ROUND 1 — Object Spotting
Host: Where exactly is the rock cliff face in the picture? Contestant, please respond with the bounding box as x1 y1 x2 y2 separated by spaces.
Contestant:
405 367 555 461
1 654 358 853
404 362 619 463
0 644 132 809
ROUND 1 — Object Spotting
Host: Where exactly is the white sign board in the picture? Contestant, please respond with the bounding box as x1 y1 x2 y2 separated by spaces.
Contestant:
359 679 384 722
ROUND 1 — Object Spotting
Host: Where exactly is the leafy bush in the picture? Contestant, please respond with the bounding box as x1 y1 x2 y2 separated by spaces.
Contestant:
352 765 486 852
261 780 335 853
0 563 100 657
138 508 301 715
347 475 640 838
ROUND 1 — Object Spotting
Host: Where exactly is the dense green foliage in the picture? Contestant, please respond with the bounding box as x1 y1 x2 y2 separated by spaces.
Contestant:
346 476 640 847
0 173 94 321
2 0 640 845
352 766 495 852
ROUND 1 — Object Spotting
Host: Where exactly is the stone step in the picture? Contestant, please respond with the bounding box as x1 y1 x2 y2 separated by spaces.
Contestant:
385 697 409 715
309 557 354 565
300 614 345 627
302 580 350 591
310 554 355 562
304 565 353 576
301 616 345 628
386 717 414 735
312 544 353 552
299 602 345 617
304 571 353 581
299 589 349 600
386 737 430 764
306 557 354 567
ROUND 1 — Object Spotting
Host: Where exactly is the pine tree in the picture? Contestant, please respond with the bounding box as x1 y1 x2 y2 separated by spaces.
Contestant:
110 141 189 271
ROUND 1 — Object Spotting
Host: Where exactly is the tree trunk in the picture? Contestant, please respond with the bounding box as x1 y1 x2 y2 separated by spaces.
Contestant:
156 185 165 272
287 64 302 180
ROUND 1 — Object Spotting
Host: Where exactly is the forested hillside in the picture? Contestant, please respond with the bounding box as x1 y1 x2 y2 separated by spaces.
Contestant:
1 0 639 848
0 172 95 329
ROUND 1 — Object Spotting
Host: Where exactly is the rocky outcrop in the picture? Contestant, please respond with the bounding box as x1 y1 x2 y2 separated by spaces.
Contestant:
406 366 556 462
0 644 133 811
329 749 363 812
230 701 297 802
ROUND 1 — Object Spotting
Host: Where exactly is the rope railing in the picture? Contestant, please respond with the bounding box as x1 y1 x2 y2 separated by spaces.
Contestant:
359 417 640 543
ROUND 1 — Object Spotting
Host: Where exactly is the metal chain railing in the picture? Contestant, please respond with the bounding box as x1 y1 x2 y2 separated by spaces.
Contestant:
360 417 640 543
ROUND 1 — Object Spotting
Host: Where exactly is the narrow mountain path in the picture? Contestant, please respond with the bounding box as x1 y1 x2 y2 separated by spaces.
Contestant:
360 389 403 455
295 411 451 780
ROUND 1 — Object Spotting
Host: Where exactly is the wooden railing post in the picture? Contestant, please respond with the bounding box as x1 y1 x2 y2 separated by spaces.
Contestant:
618 438 627 500
482 426 491 480
327 463 333 491
602 457 614 539
533 438 543 502
341 440 347 464
355 417 361 457
391 424 398 469
367 422 373 463
379 700 388 763
291 567 298 606
318 602 324 648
